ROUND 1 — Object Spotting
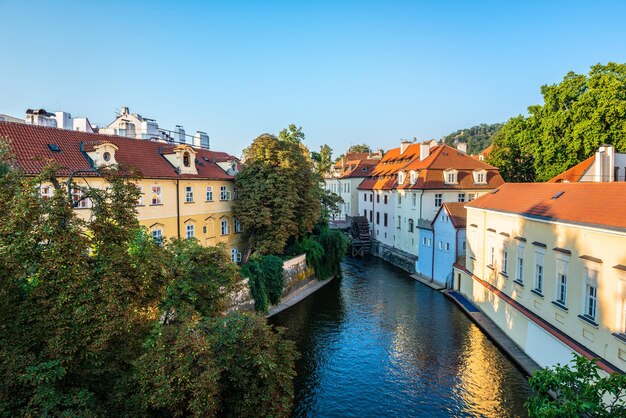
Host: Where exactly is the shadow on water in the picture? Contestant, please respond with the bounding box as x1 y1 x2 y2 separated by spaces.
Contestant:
270 256 532 418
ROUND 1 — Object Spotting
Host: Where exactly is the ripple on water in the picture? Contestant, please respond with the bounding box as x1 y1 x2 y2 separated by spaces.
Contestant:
270 256 532 418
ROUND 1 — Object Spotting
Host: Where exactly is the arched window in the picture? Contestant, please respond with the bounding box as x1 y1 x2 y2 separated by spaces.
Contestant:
183 152 191 167
408 218 414 232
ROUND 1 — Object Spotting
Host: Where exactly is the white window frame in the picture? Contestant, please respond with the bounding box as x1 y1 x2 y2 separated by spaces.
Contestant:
40 185 53 200
206 186 213 201
458 193 466 203
221 219 229 235
434 193 442 207
555 257 569 306
71 187 90 209
516 244 525 283
136 184 144 206
234 218 242 233
185 186 194 203
533 251 545 294
152 228 163 245
220 186 230 201
582 266 599 322
502 244 509 275
151 185 162 205
186 223 195 239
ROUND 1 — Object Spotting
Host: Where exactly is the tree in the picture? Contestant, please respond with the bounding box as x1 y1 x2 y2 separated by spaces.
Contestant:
278 124 305 144
442 123 503 155
348 144 372 154
0 137 298 416
488 62 626 182
234 131 321 257
311 144 333 176
526 355 626 417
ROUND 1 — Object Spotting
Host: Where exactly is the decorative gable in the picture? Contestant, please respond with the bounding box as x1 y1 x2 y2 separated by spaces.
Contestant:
88 143 119 168
163 145 198 175
473 169 487 185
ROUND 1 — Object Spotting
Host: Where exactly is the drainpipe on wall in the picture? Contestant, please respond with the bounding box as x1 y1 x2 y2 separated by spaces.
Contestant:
176 179 181 239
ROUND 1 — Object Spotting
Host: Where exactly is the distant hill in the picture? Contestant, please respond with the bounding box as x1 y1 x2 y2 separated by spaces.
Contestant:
442 123 503 155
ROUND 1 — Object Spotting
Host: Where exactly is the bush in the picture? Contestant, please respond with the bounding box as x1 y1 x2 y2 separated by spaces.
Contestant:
314 228 348 280
242 255 285 313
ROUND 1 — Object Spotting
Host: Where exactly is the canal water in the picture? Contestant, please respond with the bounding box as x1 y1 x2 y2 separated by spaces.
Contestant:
270 256 533 417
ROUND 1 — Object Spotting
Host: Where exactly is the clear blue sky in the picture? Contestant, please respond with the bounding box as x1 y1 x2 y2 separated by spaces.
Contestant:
1 0 625 156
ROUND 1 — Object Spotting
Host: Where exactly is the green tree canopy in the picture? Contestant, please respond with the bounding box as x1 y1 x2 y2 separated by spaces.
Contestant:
488 62 626 182
278 124 305 143
442 123 503 155
234 130 321 257
0 138 297 416
311 144 333 176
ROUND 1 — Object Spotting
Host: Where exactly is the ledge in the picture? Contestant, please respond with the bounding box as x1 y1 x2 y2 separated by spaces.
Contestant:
530 289 544 298
513 279 524 288
532 241 547 248
551 300 568 312
578 314 599 328
612 333 626 344
514 236 527 242
579 255 602 264
552 247 572 255
499 272 509 278
486 264 494 270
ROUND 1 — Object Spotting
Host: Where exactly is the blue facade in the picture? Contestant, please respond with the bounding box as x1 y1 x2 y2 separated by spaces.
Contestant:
416 226 433 277
432 208 466 287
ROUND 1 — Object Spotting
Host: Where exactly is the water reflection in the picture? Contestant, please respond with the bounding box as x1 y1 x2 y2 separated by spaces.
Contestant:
270 256 531 417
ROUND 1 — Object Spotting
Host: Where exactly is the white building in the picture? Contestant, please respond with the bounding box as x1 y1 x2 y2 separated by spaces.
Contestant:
98 106 210 149
324 151 381 220
25 109 94 132
358 140 503 273
549 144 626 183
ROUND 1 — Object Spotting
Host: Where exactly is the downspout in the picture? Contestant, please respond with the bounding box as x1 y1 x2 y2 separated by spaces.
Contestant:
418 189 425 220
176 179 181 239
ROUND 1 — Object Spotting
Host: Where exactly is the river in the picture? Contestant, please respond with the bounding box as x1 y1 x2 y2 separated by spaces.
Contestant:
269 256 533 417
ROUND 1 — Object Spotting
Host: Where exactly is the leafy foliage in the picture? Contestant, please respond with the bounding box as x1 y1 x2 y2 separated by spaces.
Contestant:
526 355 626 417
311 144 333 176
241 255 285 313
288 228 347 281
0 138 297 416
442 123 503 155
489 62 626 182
234 129 321 256
278 124 305 144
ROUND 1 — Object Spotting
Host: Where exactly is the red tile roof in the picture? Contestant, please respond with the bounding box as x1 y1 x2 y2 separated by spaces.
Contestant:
466 182 626 232
0 122 234 180
438 202 467 229
547 155 595 183
358 144 503 191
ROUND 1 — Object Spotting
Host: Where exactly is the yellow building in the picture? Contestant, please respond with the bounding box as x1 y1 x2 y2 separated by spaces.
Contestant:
0 121 245 262
453 183 626 374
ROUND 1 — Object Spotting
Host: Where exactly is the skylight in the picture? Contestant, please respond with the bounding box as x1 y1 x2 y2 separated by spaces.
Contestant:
47 144 61 152
551 191 564 199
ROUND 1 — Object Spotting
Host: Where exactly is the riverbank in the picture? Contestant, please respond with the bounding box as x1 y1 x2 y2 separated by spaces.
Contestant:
267 275 337 317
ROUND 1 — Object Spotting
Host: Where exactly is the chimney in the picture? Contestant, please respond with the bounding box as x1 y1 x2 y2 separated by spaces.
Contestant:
54 111 72 130
456 141 467 153
420 141 431 161
176 125 186 144
120 106 129 116
400 140 411 155
595 148 606 182
193 131 209 149
605 144 615 181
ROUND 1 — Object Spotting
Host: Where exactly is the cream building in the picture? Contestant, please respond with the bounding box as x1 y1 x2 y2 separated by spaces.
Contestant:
454 183 626 374
0 121 245 263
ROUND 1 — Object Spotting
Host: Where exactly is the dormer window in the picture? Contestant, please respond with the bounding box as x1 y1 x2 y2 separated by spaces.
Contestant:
103 152 111 162
473 169 487 184
443 169 458 184
163 145 198 175
90 143 119 168
409 170 417 185
183 152 191 167
398 171 406 184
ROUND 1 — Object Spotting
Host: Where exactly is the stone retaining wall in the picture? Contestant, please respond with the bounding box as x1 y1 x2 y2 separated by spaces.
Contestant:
372 241 417 274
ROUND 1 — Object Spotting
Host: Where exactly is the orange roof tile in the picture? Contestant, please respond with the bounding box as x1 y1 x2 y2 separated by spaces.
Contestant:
466 183 626 232
548 155 595 183
435 202 467 228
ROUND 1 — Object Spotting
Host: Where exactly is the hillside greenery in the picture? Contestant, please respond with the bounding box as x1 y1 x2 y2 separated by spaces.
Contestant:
442 123 503 155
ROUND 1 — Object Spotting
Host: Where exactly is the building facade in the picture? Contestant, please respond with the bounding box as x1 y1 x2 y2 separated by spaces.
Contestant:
358 140 502 273
324 151 381 220
549 144 626 183
453 183 626 373
0 122 245 263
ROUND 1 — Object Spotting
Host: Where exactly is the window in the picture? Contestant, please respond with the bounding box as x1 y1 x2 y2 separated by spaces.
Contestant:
516 246 525 283
383 213 388 227
364 209 367 217
369 193 373 202
206 186 213 201
376 212 380 225
408 219 414 232
221 219 229 235
72 187 90 209
369 210 373 222
40 185 52 200
458 193 466 203
398 172 405 184
410 171 417 184
376 194 380 203
233 188 239 200
463 241 467 251
364 194 367 202
444 170 458 184
231 248 242 264
383 195 388 204
412 193 417 207
397 216 401 229
234 218 242 233
502 249 508 274
183 152 191 167
619 281 626 335
489 244 495 266
438 241 444 250
583 267 599 321
151 185 162 205
220 186 229 201
435 193 442 207
186 224 195 239
185 186 194 203
103 151 111 162
534 253 544 293
398 195 402 204
468 193 477 201
474 170 487 184
445 242 450 252
152 228 163 245
556 260 568 305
